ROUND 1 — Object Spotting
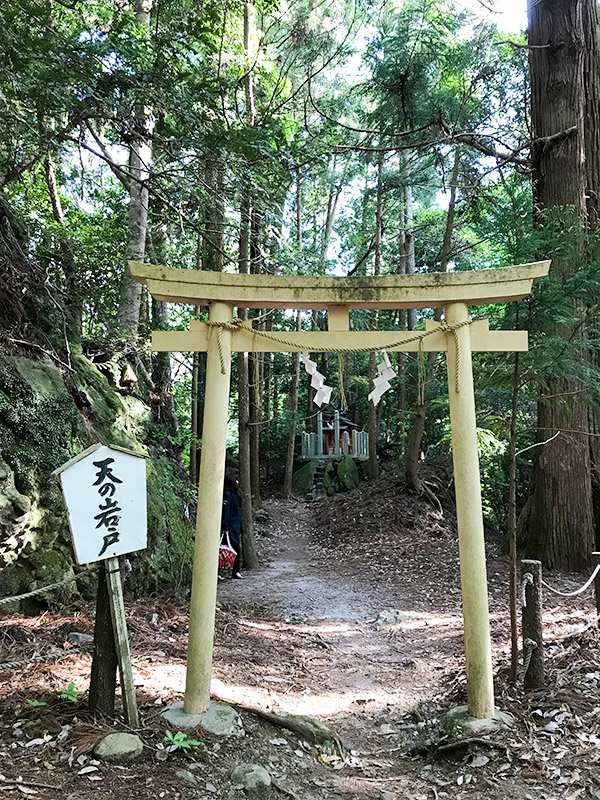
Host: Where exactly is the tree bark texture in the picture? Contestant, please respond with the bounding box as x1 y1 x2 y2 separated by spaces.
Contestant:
88 563 118 718
238 191 258 567
284 313 301 498
44 155 82 335
149 219 183 466
522 559 545 689
527 0 595 570
368 151 384 479
116 0 154 339
405 149 459 497
238 347 259 568
248 201 264 508
508 353 520 684
398 153 417 331
201 159 225 272
581 2 600 542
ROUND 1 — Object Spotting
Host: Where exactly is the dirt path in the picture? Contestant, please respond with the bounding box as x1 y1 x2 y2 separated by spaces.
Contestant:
212 495 600 800
220 498 382 621
216 497 464 728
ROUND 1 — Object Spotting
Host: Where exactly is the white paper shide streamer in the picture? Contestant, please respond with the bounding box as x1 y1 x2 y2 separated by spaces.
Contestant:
368 350 397 406
300 353 333 407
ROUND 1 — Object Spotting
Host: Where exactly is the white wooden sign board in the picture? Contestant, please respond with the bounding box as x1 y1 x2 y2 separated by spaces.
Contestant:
54 444 148 565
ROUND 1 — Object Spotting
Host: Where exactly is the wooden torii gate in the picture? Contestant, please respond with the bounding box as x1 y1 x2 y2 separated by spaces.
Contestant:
130 259 549 720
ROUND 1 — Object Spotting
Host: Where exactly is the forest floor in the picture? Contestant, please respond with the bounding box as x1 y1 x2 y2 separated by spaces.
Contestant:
1 471 600 799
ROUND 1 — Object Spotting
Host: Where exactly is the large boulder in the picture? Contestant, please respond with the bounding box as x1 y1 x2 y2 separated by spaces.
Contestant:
162 700 244 737
337 456 359 491
291 461 317 495
0 348 195 605
322 463 338 496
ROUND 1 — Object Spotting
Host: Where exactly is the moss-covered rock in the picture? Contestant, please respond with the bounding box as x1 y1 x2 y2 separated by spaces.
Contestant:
337 456 359 491
291 461 317 495
322 463 339 496
0 348 194 608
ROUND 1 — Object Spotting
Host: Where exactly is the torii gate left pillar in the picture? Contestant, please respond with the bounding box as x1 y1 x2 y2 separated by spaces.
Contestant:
183 301 233 711
130 259 550 719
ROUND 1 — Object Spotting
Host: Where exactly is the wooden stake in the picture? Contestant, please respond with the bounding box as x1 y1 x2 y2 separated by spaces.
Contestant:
88 562 118 717
521 559 545 689
334 410 341 457
105 556 139 728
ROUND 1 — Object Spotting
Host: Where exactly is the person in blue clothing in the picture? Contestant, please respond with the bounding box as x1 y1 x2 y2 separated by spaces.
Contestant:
221 474 243 579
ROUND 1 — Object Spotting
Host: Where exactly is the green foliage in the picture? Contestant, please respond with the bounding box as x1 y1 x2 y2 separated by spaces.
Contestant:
164 730 206 752
0 358 83 494
4 0 596 562
59 682 83 702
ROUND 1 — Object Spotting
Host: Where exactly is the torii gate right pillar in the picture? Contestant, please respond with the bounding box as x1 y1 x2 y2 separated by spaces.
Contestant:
445 302 494 717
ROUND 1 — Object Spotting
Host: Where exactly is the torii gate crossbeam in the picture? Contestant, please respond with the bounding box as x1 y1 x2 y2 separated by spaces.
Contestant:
131 260 550 721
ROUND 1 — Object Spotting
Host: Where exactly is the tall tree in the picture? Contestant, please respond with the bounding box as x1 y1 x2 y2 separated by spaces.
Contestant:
368 150 385 479
116 0 154 339
284 169 303 497
526 0 596 570
238 0 259 567
44 155 82 334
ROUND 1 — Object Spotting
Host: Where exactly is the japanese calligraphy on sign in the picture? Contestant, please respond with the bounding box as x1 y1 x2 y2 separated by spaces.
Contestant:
54 444 148 565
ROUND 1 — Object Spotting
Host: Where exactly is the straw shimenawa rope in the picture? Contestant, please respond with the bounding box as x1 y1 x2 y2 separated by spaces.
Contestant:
206 317 474 395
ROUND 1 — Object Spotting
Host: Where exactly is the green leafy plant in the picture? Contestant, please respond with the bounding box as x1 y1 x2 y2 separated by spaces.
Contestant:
164 730 206 753
26 699 47 707
59 683 83 702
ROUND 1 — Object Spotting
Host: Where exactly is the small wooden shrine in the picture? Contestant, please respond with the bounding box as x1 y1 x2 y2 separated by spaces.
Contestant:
300 410 368 460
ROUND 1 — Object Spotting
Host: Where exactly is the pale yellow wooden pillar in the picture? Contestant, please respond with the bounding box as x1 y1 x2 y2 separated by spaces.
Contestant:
184 301 233 714
445 301 494 718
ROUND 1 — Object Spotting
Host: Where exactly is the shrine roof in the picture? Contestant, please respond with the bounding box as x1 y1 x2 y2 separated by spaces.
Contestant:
129 260 550 310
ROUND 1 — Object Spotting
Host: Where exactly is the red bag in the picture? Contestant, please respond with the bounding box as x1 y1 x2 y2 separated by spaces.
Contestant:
219 532 236 569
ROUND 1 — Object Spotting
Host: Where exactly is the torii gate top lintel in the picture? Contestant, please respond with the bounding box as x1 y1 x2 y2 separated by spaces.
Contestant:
129 259 550 310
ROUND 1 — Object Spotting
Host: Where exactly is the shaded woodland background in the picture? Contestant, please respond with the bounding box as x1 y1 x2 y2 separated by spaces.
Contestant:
2 0 600 598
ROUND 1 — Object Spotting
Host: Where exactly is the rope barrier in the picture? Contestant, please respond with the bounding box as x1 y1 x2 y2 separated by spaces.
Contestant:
0 646 88 673
206 317 475 395
540 564 600 597
0 566 98 607
520 572 533 608
521 637 537 677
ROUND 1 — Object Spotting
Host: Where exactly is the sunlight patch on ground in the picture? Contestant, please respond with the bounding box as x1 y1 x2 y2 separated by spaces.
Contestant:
238 618 364 636
211 678 397 717
132 661 186 694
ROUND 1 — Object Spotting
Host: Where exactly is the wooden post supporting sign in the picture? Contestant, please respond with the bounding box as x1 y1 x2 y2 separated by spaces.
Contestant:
54 443 147 727
105 556 139 727
89 561 118 717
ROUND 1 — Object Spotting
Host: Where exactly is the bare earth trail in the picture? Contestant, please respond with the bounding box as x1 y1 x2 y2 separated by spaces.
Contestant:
216 498 462 726
213 495 600 800
212 497 492 798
